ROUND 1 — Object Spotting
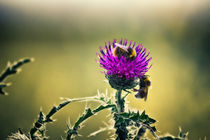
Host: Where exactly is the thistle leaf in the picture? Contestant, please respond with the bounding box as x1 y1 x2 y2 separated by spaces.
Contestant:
0 58 33 95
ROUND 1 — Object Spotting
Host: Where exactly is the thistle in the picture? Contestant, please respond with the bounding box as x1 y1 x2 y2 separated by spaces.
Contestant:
4 40 189 140
98 39 151 91
97 39 154 140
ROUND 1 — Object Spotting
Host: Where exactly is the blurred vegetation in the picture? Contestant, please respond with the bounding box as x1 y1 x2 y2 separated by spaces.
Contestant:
0 0 209 139
0 58 33 95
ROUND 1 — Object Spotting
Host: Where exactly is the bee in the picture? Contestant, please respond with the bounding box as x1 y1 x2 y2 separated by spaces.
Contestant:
134 75 151 101
113 43 137 60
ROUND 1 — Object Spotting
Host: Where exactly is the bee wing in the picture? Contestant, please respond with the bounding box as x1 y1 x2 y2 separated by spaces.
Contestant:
149 85 152 90
115 43 128 52
144 88 148 101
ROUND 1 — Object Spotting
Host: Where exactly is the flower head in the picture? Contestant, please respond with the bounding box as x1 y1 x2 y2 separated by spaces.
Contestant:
98 39 152 90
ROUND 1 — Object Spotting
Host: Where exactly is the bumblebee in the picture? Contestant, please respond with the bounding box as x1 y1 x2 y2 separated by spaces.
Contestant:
113 43 137 60
134 75 151 101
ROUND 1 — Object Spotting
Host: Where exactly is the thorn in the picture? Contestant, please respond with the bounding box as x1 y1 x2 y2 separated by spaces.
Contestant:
30 58 35 62
18 128 24 134
7 61 11 67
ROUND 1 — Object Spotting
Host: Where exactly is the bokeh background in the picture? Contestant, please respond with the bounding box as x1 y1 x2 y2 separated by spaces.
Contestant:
0 0 209 139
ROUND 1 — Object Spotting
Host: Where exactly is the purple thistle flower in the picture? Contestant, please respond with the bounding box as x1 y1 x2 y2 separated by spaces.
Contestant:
98 39 152 80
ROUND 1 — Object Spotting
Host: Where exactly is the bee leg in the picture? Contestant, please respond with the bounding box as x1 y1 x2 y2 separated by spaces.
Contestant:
144 89 148 101
144 93 148 101
133 88 139 92
123 89 131 93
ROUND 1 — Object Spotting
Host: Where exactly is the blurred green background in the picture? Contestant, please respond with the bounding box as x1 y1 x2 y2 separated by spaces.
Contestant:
0 0 209 139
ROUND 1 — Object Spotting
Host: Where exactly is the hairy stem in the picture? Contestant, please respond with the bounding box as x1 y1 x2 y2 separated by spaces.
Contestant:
116 90 124 112
115 90 128 140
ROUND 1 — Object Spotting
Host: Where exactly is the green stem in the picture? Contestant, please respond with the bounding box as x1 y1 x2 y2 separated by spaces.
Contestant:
114 90 128 140
116 90 124 113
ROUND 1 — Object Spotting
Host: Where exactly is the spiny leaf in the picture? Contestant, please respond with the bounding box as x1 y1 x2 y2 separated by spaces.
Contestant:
74 108 93 128
30 100 71 140
45 100 71 122
74 104 115 128
0 83 10 95
0 58 34 82
67 104 115 139
93 104 115 113
0 58 33 95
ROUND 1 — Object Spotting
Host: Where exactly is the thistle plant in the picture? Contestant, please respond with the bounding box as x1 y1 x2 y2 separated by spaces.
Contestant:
0 58 34 95
5 39 189 140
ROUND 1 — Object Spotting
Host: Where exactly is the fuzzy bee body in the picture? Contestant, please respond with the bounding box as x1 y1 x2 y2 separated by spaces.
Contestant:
135 87 148 99
113 43 137 60
134 75 151 101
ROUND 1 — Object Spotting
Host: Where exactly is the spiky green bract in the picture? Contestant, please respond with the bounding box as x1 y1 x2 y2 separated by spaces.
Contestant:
106 74 138 90
0 58 33 95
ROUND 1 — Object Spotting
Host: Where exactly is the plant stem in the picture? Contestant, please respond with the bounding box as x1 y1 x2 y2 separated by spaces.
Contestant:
114 90 128 140
116 90 124 112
